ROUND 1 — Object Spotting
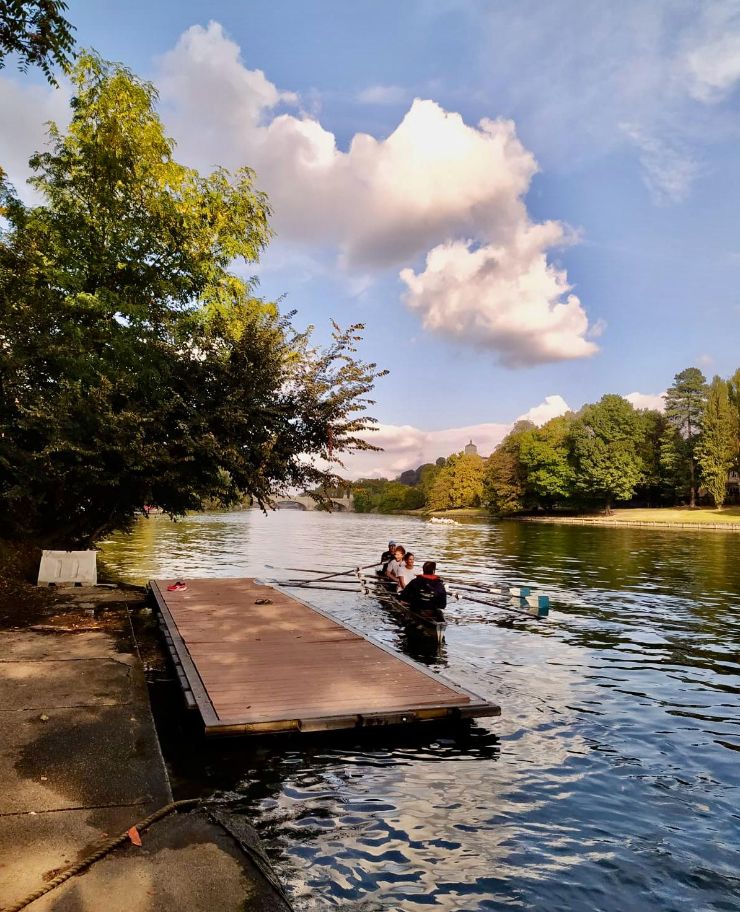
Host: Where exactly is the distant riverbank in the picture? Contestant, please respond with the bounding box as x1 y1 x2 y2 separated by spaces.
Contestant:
401 505 740 531
519 506 740 531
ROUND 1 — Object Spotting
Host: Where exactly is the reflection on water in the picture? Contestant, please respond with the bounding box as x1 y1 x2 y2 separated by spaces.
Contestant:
100 511 740 911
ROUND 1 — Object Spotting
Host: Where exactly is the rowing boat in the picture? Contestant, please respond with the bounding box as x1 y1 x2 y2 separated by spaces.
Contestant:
362 572 447 644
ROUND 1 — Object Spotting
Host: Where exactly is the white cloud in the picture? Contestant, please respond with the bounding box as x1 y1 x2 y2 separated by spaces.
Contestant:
517 394 571 425
156 21 597 365
356 84 407 105
0 20 597 366
400 232 597 367
621 123 699 204
683 3 740 103
0 76 70 196
341 421 510 479
625 391 666 411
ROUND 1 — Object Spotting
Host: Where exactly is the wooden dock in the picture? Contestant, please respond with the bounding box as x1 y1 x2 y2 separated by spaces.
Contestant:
150 577 500 736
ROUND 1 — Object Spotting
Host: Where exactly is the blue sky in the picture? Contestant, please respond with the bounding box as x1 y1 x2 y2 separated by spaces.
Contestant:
3 1 740 475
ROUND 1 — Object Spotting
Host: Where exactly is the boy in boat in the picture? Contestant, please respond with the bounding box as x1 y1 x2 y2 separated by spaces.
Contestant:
398 560 446 621
396 552 419 591
385 545 406 585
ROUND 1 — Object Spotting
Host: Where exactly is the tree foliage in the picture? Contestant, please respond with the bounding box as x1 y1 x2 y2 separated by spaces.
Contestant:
427 452 486 512
483 421 532 515
696 376 737 508
0 53 384 546
571 395 644 512
518 415 575 508
664 367 707 507
0 0 75 84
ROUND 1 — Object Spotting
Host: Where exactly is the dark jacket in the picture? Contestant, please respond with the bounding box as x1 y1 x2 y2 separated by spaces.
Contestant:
380 549 394 573
398 574 447 616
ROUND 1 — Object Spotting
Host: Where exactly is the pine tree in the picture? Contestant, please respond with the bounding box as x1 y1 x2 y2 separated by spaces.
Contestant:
663 368 707 507
696 377 737 509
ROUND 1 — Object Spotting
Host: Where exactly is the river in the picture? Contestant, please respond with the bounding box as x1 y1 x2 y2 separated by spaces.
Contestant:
99 510 740 911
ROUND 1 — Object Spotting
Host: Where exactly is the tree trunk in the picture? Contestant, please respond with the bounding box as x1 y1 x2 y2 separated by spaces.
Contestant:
689 459 696 508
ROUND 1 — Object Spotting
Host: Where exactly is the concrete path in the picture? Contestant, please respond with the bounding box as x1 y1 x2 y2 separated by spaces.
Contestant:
0 593 292 911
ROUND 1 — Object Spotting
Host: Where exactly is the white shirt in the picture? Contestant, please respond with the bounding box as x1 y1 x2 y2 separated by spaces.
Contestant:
397 564 419 589
386 558 403 581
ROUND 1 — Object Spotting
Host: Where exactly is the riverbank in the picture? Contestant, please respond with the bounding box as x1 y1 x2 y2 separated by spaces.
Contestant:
519 506 740 531
0 582 292 911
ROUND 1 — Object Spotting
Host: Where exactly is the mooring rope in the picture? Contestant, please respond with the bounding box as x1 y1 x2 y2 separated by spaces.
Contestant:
3 798 200 912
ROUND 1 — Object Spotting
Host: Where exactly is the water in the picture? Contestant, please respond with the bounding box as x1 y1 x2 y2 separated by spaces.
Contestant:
100 511 740 911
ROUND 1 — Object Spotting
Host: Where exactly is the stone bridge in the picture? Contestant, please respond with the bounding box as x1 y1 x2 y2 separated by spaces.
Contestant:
274 492 354 512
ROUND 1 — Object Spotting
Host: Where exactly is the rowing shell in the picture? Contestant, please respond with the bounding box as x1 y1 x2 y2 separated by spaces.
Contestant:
362 572 447 645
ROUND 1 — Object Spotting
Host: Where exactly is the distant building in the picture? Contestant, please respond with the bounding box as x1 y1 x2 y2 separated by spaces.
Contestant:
464 439 478 456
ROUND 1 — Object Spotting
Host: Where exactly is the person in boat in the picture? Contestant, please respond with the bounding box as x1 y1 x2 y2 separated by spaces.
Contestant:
396 552 419 591
398 560 446 621
379 540 397 575
384 545 406 586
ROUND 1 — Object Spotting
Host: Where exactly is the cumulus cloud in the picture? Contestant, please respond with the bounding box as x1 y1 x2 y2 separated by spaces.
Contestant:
516 394 571 425
624 391 666 411
341 421 510 479
400 231 597 366
156 21 597 365
0 20 598 366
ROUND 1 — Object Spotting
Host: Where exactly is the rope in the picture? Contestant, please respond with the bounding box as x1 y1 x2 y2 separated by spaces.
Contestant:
3 798 200 912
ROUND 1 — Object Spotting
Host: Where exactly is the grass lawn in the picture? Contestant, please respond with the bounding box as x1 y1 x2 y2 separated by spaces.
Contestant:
603 506 740 525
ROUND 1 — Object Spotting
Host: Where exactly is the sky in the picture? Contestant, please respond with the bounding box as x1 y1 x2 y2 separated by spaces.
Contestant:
2 0 740 477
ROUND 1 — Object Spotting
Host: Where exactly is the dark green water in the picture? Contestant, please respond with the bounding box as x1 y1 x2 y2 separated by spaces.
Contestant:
100 511 740 911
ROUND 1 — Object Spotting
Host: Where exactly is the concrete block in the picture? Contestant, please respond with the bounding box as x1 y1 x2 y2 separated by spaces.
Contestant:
38 551 97 587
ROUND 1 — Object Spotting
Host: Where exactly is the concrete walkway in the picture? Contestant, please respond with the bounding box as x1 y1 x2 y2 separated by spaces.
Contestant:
0 590 292 911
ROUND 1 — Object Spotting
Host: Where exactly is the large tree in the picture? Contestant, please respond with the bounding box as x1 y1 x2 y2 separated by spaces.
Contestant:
696 376 737 508
0 53 383 547
0 0 74 83
427 452 486 512
663 367 707 507
572 395 644 513
518 414 575 510
483 421 533 515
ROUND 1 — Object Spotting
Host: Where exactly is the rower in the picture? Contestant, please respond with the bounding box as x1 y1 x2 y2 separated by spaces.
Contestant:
385 545 406 586
398 560 446 622
379 540 396 576
396 552 419 591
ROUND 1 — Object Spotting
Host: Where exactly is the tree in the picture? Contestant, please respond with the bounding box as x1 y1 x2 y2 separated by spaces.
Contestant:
663 367 707 507
696 376 737 508
484 421 533 515
0 0 75 84
427 452 486 512
0 53 383 547
572 395 643 513
518 415 575 509
634 408 671 505
728 368 740 471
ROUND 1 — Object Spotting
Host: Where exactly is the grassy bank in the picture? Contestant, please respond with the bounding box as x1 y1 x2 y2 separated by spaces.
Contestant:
520 506 740 529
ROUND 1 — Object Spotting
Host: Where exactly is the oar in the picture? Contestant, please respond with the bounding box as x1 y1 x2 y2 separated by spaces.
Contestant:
448 588 549 619
277 583 365 593
293 561 380 586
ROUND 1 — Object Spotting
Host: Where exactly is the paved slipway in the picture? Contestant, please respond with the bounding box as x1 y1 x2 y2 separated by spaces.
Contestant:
0 586 292 912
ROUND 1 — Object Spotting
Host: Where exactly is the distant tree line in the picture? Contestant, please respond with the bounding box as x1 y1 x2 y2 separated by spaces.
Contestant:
352 367 740 515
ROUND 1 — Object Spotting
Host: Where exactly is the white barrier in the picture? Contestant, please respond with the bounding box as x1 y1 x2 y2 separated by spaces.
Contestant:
37 550 97 587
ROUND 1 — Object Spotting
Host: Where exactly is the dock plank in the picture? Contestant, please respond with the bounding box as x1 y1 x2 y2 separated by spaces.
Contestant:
150 578 500 736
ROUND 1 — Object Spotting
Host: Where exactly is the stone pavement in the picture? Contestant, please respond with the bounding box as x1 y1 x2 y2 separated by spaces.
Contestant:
0 592 292 912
